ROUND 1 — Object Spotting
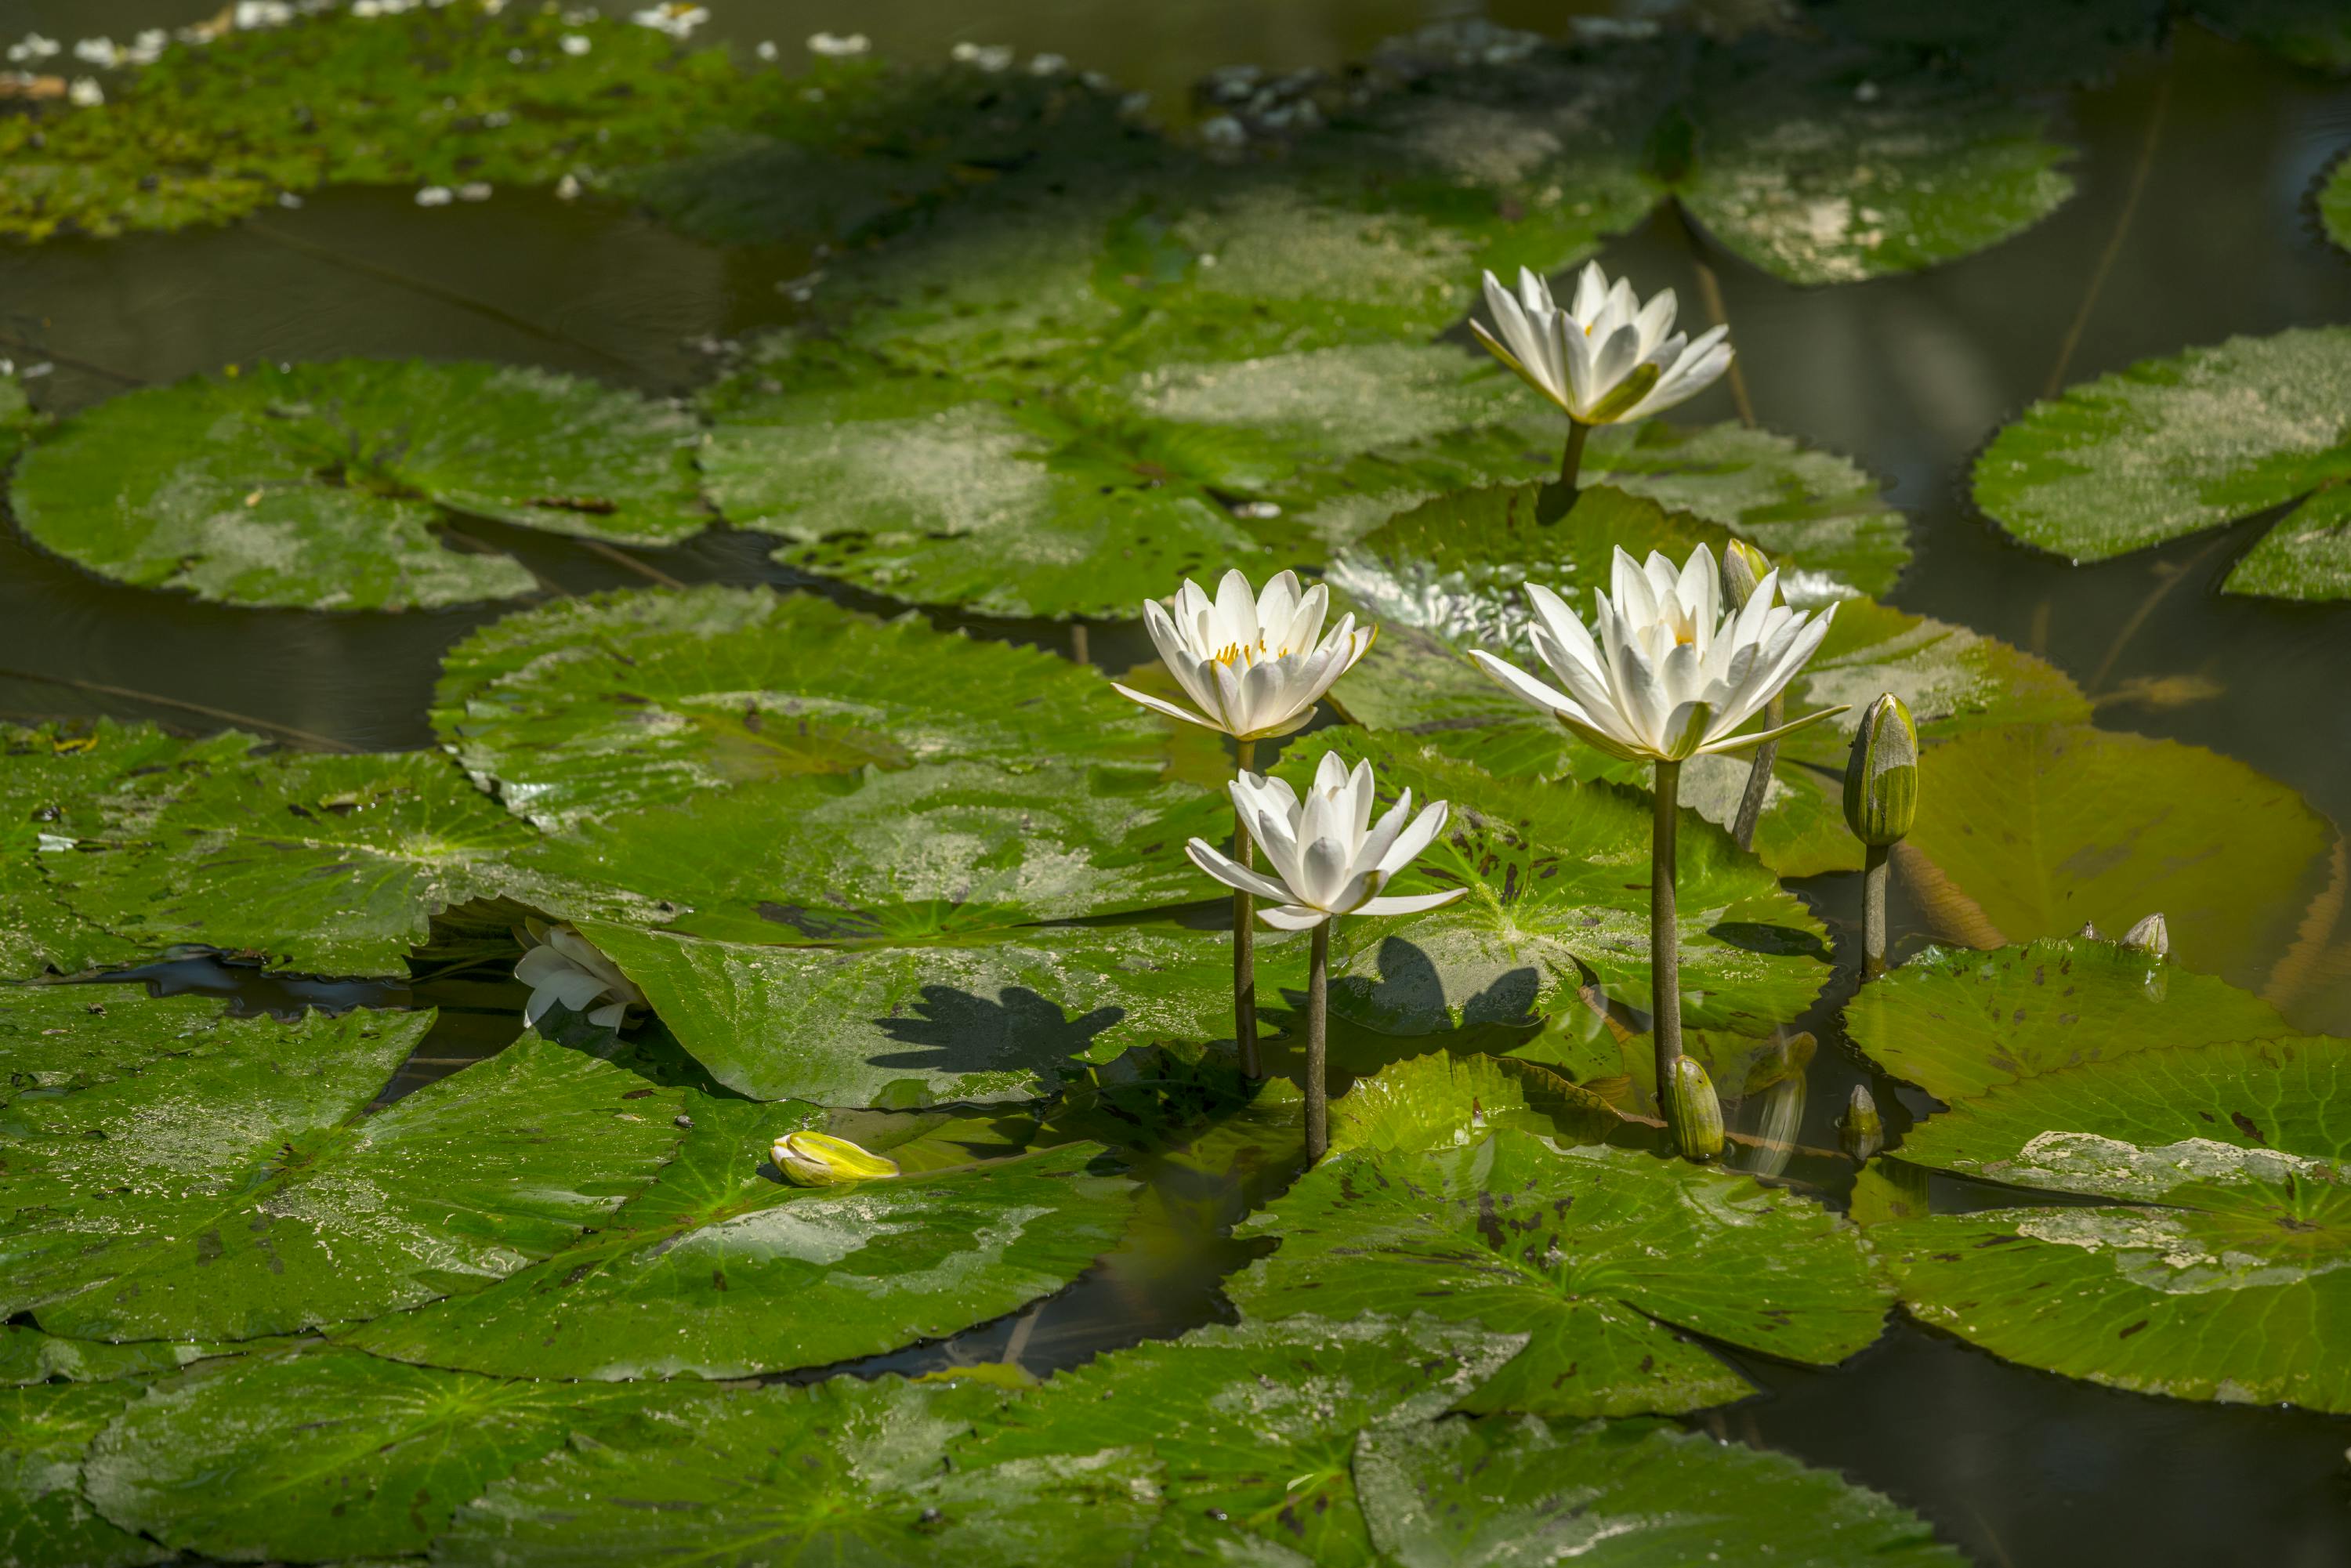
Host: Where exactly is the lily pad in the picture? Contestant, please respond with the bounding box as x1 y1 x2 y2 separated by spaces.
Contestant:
82 1345 668 1563
0 374 39 469
0 1024 689 1341
10 360 706 612
0 1327 252 1389
582 919 1290 1109
1845 938 2295 1103
1896 724 2336 984
1867 1034 2351 1411
2322 150 2351 252
0 985 383 1109
439 1375 1161 1567
348 1098 1135 1380
1229 1056 1890 1416
1972 327 2351 601
1353 1414 1964 1566
1273 732 1831 1036
45 748 541 978
431 586 1179 830
0 1383 161 1568
969 1315 1529 1568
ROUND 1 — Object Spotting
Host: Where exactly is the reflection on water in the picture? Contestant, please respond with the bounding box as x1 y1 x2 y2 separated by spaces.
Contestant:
6 2 2351 1563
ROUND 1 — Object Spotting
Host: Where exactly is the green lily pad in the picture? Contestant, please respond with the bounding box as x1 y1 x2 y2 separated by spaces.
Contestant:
1845 937 2295 1103
2322 151 2351 252
1274 732 1831 1036
1353 1414 1964 1566
0 374 40 469
0 986 379 1109
1897 724 2336 985
969 1316 1528 1568
0 1327 254 1389
82 1345 667 1563
1868 1034 2351 1411
1229 1057 1890 1416
1972 327 2351 601
438 1375 1161 1567
348 1098 1135 1380
10 360 706 612
43 748 540 978
1 1383 161 1568
2197 0 2351 71
431 586 1179 830
582 919 1289 1109
0 1024 689 1341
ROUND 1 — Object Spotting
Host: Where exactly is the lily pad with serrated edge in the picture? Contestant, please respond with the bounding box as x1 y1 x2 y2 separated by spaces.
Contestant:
1973 327 2351 601
0 1023 687 1341
1273 731 1832 1036
82 1345 672 1564
1228 1054 1891 1416
346 1097 1135 1381
431 585 1181 831
44 748 542 979
1864 1034 2351 1412
9 360 706 612
1845 937 2295 1103
0 1382 162 1568
437 1374 1161 1568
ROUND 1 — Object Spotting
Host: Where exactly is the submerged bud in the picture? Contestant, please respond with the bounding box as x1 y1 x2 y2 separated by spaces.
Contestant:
1842 693 1918 846
2121 912 2169 958
1722 539 1775 610
1667 1056 1724 1162
1839 1084 1884 1162
772 1132 900 1187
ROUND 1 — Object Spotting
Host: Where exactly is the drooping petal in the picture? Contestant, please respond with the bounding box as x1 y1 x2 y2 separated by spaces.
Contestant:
585 1001 629 1030
1257 903 1334 932
526 969 611 1025
1472 320 1563 411
1185 836 1295 902
1357 887 1471 918
515 945 577 988
1693 703 1850 757
1109 681 1226 733
1468 649 1582 722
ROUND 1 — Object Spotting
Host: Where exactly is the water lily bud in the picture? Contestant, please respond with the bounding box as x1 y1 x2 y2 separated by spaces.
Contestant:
1722 539 1774 610
2121 912 2169 958
772 1132 899 1187
1839 1084 1883 1162
2076 921 2103 940
1842 693 1918 847
1666 1057 1724 1162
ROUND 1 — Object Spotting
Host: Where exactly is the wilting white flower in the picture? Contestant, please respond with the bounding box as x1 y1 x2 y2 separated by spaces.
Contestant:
516 920 644 1030
73 38 119 68
1470 545 1839 763
632 4 709 38
414 184 453 206
1112 569 1375 742
1187 752 1466 932
555 172 582 201
125 29 170 64
951 40 1014 71
772 1131 900 1187
8 34 60 63
1028 52 1067 74
1472 262 1732 427
234 2 295 30
67 77 104 107
807 31 869 56
559 33 591 55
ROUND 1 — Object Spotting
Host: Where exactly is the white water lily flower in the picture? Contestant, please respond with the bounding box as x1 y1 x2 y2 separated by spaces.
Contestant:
516 919 644 1030
1469 545 1840 763
632 4 709 39
1111 569 1375 742
1186 751 1467 932
1472 262 1732 426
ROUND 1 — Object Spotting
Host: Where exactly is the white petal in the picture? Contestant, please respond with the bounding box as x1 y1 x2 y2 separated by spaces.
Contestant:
1258 903 1332 932
1109 681 1226 734
1357 887 1471 918
1185 836 1294 902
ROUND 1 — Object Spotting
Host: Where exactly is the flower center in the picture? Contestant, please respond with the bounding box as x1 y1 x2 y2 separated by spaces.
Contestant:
1212 636 1285 669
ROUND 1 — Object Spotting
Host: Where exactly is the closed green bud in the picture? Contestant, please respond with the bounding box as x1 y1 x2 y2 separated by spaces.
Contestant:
1842 693 1918 846
2121 912 2169 958
773 1131 900 1187
1667 1056 1724 1162
1722 539 1775 610
1838 1084 1883 1162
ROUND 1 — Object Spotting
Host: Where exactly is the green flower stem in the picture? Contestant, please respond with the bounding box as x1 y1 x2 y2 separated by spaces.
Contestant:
1559 419 1592 494
1862 842 1891 978
1306 917 1331 1161
1651 759 1684 1126
1730 693 1782 851
1233 737 1260 1080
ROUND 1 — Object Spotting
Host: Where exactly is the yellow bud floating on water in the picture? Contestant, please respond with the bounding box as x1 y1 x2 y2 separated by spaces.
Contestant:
772 1132 900 1187
1666 1057 1724 1163
1839 1084 1884 1162
1844 692 1918 977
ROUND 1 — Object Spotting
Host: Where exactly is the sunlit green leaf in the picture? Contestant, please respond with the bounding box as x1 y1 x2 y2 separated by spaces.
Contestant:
0 1383 161 1568
0 985 375 1110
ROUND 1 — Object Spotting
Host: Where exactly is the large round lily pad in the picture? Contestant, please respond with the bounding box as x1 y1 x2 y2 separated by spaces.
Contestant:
1972 327 2351 601
1229 1056 1890 1415
432 585 1180 830
0 986 374 1110
1845 937 2295 1103
10 360 706 612
0 1383 161 1568
438 1375 1161 1568
348 1098 1136 1380
1867 1034 2351 1411
0 1023 686 1341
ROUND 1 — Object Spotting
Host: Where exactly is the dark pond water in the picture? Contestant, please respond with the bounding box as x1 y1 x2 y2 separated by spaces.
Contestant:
9 4 2351 1565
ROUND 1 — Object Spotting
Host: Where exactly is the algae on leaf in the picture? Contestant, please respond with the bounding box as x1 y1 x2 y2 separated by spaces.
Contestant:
1973 327 2351 601
10 360 706 612
0 986 375 1109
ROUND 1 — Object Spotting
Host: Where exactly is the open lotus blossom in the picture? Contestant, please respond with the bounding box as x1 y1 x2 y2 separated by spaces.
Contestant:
1473 262 1733 428
1186 752 1466 932
515 919 644 1030
1111 569 1375 741
1470 545 1841 764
